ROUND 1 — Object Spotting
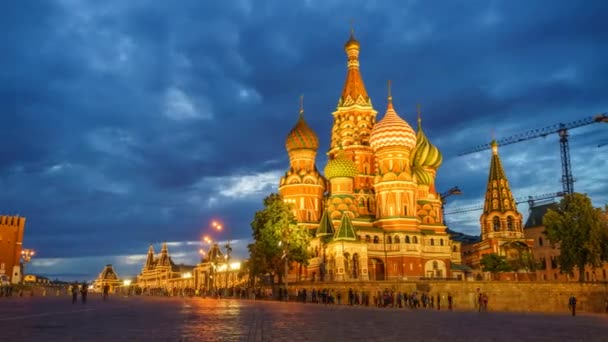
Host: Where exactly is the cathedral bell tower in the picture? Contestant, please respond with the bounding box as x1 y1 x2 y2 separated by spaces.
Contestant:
328 30 378 216
480 140 524 240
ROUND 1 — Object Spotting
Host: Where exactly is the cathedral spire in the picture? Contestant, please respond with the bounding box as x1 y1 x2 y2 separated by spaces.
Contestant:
483 140 516 215
339 29 371 108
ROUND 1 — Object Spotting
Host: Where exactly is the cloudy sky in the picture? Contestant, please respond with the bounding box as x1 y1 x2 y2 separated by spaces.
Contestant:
3 1 607 281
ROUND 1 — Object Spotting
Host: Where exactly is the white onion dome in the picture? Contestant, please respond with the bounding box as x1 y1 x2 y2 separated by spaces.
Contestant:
369 97 416 152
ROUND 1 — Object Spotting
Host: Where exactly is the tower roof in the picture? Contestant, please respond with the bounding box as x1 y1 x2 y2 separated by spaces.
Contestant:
369 82 416 151
98 264 119 281
324 149 358 179
334 213 357 241
285 96 319 152
411 107 442 185
316 208 335 237
338 31 371 107
482 140 518 215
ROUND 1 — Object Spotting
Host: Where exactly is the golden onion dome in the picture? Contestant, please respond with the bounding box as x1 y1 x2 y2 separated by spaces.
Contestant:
285 105 319 153
411 116 443 169
369 95 417 152
344 31 360 51
412 166 433 185
324 152 358 179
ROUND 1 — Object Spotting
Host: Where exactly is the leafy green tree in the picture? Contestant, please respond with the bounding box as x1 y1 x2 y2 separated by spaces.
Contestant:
543 193 608 282
248 193 311 284
480 253 512 279
508 250 539 272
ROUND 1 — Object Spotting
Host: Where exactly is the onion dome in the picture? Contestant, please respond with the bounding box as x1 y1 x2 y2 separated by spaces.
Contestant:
285 97 319 152
324 150 358 179
411 115 443 169
344 31 360 51
369 84 416 152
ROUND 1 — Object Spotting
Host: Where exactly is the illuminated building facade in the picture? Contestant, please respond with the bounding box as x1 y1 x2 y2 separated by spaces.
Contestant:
525 203 608 282
462 141 534 272
0 215 25 284
279 32 463 281
92 264 122 292
137 243 196 290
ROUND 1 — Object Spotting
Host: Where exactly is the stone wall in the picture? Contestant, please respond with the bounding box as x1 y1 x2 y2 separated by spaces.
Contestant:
288 280 608 313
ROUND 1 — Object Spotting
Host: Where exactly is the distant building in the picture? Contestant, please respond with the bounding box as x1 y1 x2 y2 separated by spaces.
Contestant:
0 215 26 284
92 264 122 292
136 243 196 291
462 141 535 277
525 203 608 282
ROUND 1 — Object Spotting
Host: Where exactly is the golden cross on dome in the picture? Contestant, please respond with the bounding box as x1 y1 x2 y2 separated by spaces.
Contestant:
299 94 304 115
387 80 392 101
417 104 422 122
350 18 355 36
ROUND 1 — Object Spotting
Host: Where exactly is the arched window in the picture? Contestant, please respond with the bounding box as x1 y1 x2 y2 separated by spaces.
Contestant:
440 239 444 246
493 217 500 231
373 236 379 244
538 237 543 246
430 238 435 246
413 236 418 244
405 236 410 244
507 216 514 231
452 245 458 252
365 235 371 243
394 236 401 244
433 261 438 270
386 236 392 244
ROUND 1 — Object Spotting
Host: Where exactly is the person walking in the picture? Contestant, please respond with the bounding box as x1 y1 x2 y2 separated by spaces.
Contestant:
80 282 88 304
103 284 110 301
568 294 577 316
448 294 453 311
71 283 79 304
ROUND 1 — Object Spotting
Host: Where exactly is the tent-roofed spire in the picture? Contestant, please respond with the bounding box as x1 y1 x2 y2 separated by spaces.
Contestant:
338 28 371 108
334 213 357 241
483 140 517 215
316 208 335 237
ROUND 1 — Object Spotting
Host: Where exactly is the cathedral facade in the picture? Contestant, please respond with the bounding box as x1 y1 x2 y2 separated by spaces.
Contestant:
278 33 463 282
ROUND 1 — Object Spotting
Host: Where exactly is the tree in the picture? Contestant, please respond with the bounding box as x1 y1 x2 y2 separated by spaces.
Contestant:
480 253 511 279
248 193 311 284
543 193 608 282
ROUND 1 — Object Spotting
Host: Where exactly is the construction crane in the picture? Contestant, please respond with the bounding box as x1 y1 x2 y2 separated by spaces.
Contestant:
459 113 608 195
440 186 462 223
444 191 564 215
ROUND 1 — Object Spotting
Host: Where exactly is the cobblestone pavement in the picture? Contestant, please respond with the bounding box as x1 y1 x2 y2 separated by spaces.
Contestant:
1 295 607 341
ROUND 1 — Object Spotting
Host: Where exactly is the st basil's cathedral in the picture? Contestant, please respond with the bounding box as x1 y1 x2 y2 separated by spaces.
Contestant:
278 32 466 281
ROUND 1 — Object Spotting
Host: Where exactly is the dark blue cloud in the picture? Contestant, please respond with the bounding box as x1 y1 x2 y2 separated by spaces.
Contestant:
2 0 607 280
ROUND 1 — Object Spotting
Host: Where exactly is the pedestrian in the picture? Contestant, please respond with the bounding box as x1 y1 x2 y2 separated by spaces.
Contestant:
103 284 110 301
568 294 577 316
71 283 79 304
437 294 441 310
448 294 453 311
81 282 88 304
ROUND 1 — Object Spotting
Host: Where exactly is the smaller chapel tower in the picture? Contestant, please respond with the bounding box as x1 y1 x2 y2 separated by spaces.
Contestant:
279 97 326 224
480 140 524 240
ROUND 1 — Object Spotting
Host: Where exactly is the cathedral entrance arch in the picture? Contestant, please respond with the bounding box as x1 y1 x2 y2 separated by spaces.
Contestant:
424 260 446 279
368 258 385 281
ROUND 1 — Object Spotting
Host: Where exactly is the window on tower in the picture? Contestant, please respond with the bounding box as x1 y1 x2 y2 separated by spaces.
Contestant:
507 216 514 231
493 217 500 231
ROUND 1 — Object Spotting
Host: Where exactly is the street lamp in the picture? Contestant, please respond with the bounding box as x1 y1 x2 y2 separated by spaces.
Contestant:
278 240 288 301
20 248 35 284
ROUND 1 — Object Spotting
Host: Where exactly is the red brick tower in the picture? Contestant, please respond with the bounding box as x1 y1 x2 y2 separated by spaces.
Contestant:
0 215 26 283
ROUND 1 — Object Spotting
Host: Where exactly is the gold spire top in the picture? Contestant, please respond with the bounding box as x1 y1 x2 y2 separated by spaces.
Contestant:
417 104 422 128
299 94 304 117
491 139 498 155
387 80 393 109
338 29 370 108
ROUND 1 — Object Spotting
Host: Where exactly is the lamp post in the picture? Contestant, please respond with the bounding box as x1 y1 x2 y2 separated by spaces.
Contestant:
224 243 232 297
278 240 289 301
20 249 35 285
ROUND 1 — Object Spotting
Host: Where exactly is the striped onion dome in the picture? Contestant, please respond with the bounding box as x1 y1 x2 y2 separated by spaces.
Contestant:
369 97 416 152
412 117 443 169
285 111 319 153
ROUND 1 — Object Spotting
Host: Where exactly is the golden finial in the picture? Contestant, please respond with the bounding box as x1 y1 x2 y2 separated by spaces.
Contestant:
387 80 392 101
417 104 422 128
491 129 498 155
350 18 355 36
299 94 304 116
